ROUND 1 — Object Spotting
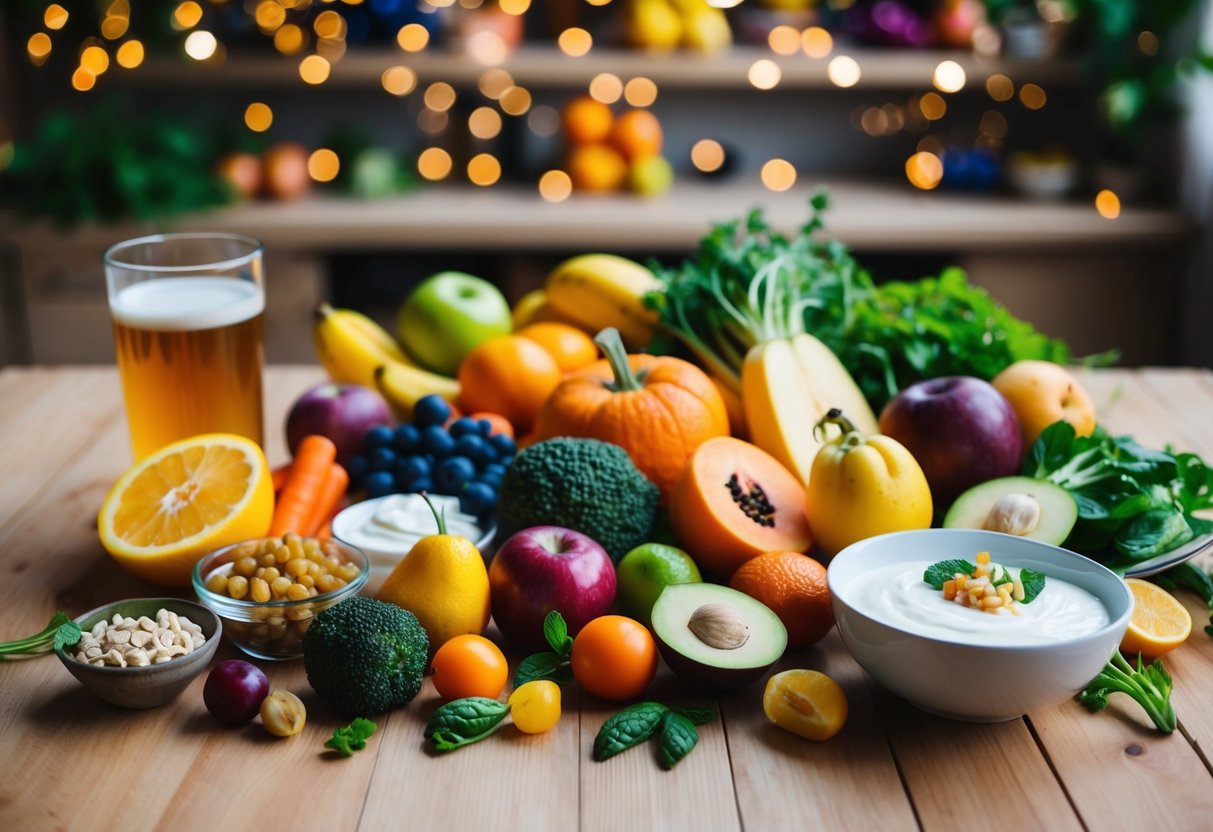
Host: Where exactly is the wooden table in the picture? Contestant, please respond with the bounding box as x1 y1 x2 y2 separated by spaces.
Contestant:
2 365 1212 831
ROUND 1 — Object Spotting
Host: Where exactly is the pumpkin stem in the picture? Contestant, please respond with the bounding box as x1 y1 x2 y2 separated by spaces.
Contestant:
594 327 644 393
419 491 448 536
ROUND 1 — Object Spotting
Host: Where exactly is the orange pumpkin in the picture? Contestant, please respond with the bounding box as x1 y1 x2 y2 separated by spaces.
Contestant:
534 327 729 498
458 335 562 436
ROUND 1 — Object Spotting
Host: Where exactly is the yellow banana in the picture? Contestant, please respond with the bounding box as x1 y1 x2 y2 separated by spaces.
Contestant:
313 303 421 389
545 253 661 349
374 362 461 423
742 334 877 486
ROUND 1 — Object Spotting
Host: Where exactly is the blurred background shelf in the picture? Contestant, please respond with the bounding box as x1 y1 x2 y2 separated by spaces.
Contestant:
125 46 1082 91
5 180 1188 368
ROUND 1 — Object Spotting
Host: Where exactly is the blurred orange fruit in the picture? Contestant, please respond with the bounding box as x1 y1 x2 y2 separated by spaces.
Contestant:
610 109 663 162
518 322 598 373
730 551 833 649
567 144 628 193
563 96 614 146
469 411 514 439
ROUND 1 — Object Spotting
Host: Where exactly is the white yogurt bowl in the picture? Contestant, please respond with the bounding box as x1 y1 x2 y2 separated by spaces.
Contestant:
332 494 495 594
828 528 1133 722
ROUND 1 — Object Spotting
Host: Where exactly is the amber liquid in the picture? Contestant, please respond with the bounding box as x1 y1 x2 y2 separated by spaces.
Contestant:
112 285 264 460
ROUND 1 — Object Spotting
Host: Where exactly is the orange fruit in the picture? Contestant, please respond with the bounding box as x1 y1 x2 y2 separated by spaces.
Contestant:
98 434 274 586
1120 578 1192 657
729 551 833 649
563 96 614 146
609 109 663 162
518 322 598 373
763 669 848 741
567 144 628 193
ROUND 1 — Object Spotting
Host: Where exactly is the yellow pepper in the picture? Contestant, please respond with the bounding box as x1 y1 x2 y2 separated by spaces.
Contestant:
805 409 933 558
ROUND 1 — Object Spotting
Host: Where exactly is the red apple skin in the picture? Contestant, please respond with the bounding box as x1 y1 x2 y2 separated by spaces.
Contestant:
285 383 393 458
489 526 617 653
878 376 1023 511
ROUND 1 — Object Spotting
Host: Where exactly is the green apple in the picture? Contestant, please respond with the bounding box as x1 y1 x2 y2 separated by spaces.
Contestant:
396 271 512 376
617 543 702 625
627 156 674 197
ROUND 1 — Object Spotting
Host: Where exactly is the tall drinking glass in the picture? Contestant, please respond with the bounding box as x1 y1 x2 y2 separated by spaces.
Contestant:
104 233 265 460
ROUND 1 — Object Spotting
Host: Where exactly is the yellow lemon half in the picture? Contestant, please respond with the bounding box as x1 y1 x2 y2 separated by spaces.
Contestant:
98 434 274 587
1120 578 1192 658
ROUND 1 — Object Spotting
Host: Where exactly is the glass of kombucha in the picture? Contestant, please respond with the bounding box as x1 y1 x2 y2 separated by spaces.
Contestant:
104 233 265 460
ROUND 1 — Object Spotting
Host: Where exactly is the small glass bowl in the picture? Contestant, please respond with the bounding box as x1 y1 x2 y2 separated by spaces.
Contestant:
192 536 369 661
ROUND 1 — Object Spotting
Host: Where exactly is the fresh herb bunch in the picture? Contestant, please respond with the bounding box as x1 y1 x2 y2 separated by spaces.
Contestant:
646 196 1085 411
325 718 378 757
0 611 80 660
1 98 232 228
1025 421 1213 566
1077 651 1176 734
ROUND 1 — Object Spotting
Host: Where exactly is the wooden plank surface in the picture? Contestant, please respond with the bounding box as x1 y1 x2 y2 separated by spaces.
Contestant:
2 366 1213 832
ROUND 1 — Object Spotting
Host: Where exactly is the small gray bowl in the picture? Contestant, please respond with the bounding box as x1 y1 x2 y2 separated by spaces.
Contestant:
55 597 221 709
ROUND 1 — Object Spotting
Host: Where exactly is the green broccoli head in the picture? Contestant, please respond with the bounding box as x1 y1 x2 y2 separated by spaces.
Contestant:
497 437 660 562
302 596 429 716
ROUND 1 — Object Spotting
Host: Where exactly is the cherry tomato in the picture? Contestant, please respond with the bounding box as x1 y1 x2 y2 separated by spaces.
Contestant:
570 615 658 702
507 680 562 734
431 634 508 701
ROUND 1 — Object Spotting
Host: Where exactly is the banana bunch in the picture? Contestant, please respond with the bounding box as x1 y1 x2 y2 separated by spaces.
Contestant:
313 303 459 420
545 254 662 349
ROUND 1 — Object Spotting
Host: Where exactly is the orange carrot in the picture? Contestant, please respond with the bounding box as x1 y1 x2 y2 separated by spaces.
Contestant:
316 522 332 540
269 435 337 536
304 463 349 537
271 464 291 493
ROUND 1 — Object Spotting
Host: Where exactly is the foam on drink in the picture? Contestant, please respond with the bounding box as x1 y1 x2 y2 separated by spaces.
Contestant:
111 276 264 331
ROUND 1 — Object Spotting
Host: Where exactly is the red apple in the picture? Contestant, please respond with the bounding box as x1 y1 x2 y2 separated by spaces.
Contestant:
878 376 1023 511
489 526 616 653
285 383 392 458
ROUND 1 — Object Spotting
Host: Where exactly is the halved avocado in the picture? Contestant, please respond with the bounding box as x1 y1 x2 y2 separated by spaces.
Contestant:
651 583 787 692
943 476 1077 545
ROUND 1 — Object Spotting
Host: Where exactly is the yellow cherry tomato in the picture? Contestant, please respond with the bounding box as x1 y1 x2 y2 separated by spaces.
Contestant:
805 409 932 557
508 680 562 734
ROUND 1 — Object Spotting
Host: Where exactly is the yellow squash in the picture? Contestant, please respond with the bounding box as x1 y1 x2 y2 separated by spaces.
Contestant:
805 409 932 558
742 334 878 486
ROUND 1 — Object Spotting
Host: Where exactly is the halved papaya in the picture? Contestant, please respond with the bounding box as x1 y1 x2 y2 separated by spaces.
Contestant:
670 437 812 579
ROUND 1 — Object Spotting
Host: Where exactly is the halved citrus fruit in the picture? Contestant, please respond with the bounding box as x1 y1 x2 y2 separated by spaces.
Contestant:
1120 578 1192 657
98 434 274 587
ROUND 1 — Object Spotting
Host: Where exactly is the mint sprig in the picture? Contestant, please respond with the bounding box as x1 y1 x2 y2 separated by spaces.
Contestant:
513 611 574 688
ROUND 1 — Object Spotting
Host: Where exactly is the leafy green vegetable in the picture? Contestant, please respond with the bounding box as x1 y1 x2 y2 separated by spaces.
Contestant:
675 707 716 726
513 611 574 688
658 712 699 770
1018 568 1047 604
1025 421 1213 565
425 697 511 752
0 611 78 661
646 197 1087 410
1153 562 1213 636
593 703 713 768
0 97 233 228
325 718 378 757
923 560 976 590
593 702 669 761
1077 652 1176 733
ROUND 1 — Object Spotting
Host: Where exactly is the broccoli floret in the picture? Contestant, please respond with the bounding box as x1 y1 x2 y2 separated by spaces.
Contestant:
302 596 428 716
498 437 660 562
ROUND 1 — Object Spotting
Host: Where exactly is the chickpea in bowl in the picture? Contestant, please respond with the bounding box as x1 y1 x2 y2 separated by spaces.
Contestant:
192 534 368 661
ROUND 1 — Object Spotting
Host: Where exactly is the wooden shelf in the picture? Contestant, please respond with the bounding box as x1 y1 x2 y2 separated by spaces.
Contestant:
30 180 1178 253
129 45 1080 91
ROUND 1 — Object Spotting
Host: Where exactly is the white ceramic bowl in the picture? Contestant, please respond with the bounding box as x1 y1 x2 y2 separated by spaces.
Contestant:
828 528 1133 722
